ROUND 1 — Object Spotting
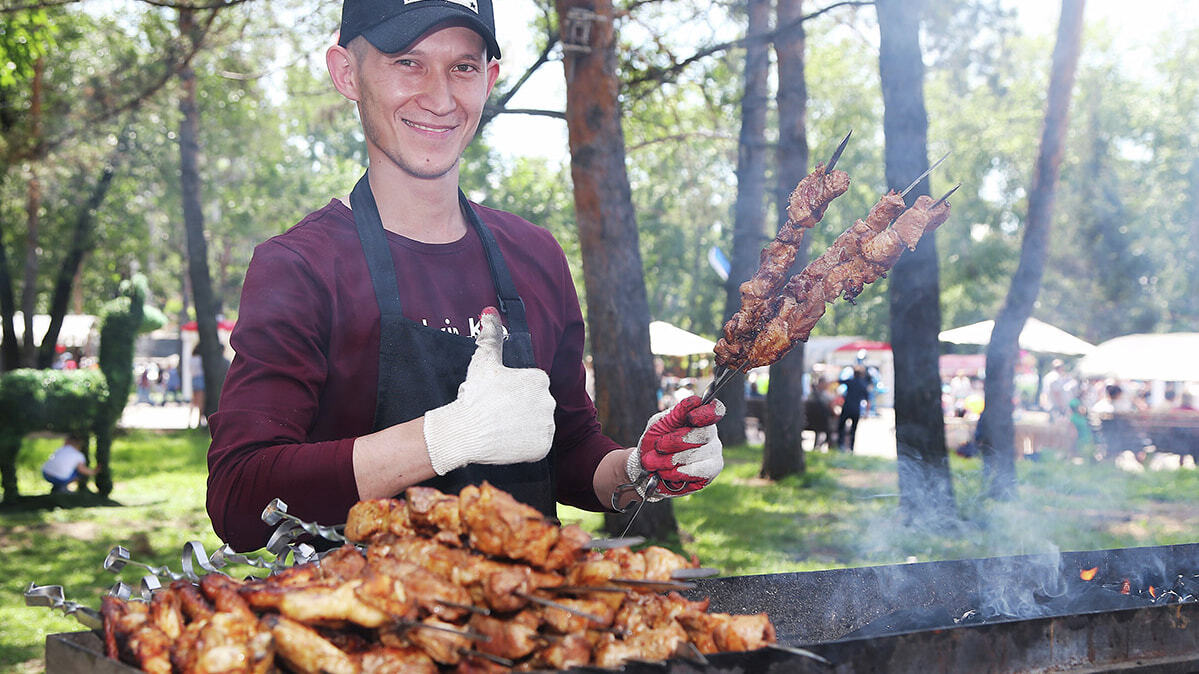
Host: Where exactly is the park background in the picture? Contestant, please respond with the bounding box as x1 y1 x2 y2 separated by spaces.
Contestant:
1 0 1198 671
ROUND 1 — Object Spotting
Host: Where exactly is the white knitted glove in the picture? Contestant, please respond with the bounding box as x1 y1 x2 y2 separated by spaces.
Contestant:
423 308 556 475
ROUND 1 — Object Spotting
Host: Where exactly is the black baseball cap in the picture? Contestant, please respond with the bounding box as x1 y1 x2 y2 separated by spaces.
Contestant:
339 0 500 60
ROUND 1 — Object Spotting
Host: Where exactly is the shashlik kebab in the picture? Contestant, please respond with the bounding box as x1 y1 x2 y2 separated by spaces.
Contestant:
715 185 955 373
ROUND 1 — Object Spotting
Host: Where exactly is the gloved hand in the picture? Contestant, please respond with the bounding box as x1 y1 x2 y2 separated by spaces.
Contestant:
626 395 725 500
424 308 556 475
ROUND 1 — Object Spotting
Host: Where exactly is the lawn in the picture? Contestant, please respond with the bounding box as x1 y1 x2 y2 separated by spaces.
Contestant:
2 429 1197 673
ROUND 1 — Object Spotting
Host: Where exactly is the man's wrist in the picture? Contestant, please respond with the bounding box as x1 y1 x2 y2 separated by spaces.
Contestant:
594 447 638 509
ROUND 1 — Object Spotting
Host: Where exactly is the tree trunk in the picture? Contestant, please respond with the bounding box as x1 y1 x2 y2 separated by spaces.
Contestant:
877 0 955 524
0 214 18 372
555 0 667 538
979 0 1085 497
179 8 226 418
718 0 772 448
20 58 45 368
21 169 40 367
37 152 121 368
762 0 809 479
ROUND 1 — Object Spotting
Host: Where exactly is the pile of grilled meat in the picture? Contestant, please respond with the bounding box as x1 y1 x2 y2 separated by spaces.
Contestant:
101 482 775 673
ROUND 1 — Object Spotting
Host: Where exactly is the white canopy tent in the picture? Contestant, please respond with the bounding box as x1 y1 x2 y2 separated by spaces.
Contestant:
648 321 716 357
12 312 98 349
1077 333 1199 382
938 317 1095 356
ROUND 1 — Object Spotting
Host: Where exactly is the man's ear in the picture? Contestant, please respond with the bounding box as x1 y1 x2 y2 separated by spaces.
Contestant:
327 44 360 101
485 59 500 98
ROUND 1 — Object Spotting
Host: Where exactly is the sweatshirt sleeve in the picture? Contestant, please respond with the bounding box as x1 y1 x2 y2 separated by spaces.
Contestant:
206 239 360 552
544 245 624 511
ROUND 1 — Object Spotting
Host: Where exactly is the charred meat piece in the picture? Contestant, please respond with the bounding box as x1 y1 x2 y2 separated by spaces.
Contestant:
593 620 689 668
345 498 414 543
459 482 559 567
405 486 463 545
543 523 591 571
359 644 438 674
264 613 356 674
405 617 472 666
468 613 541 660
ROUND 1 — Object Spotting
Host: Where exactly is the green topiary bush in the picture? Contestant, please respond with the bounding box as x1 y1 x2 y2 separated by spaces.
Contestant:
0 275 157 501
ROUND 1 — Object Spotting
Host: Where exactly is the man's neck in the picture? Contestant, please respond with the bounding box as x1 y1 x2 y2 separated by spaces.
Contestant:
364 160 467 244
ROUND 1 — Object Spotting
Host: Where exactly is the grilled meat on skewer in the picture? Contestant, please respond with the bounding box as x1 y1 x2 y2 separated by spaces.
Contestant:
717 192 952 370
720 164 850 355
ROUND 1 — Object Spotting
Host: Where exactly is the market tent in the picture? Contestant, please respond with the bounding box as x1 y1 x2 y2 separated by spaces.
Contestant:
12 312 97 348
649 321 715 357
938 318 1095 356
1077 333 1199 382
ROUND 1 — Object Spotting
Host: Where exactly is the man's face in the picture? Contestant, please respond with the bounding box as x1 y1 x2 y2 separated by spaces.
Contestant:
349 26 498 181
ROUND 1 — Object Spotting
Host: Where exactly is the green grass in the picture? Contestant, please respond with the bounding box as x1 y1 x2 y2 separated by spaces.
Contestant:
3 431 1197 672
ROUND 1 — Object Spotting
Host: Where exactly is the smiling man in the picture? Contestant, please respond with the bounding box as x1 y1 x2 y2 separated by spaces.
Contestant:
206 0 725 552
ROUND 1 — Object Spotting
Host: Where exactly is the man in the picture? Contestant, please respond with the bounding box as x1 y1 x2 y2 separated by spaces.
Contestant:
837 366 871 452
42 436 96 494
207 0 724 552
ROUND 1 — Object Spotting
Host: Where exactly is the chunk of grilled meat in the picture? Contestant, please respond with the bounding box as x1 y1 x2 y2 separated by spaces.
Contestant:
345 498 414 544
264 613 356 674
404 486 463 546
459 482 559 568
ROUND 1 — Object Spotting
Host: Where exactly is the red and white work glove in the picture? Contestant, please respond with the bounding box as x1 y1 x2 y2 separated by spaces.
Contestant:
626 395 726 500
423 308 556 475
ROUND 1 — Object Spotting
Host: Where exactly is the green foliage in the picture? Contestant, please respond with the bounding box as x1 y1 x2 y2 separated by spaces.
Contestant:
0 275 150 500
97 276 146 429
0 10 56 90
0 369 106 435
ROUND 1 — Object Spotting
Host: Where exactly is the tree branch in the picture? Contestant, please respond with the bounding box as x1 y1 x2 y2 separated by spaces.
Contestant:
482 106 565 120
626 0 874 88
134 0 252 9
0 0 79 13
478 29 559 133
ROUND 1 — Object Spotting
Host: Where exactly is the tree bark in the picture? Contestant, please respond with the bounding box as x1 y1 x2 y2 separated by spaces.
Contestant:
20 57 45 368
877 0 955 523
979 0 1085 498
762 0 810 479
718 0 772 447
0 211 18 372
179 8 226 417
37 149 123 369
555 0 667 538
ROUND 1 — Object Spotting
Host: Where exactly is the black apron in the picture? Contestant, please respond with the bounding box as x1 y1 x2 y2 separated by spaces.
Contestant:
349 174 556 517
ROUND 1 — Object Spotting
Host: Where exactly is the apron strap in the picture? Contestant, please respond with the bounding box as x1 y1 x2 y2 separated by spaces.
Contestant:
461 191 537 369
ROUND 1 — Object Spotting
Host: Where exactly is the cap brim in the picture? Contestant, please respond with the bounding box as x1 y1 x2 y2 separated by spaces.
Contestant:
360 5 501 60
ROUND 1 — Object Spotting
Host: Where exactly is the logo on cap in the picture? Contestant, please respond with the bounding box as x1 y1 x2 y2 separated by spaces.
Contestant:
403 0 479 12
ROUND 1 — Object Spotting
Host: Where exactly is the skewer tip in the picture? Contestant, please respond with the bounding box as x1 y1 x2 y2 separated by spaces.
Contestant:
825 130 853 172
931 183 961 209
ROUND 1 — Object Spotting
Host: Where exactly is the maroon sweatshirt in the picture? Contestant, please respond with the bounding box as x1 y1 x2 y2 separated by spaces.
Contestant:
207 199 621 551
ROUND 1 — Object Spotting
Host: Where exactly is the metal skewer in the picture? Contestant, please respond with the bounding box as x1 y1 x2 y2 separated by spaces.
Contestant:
516 592 605 623
825 130 852 172
582 536 645 550
104 546 187 581
261 498 347 544
900 151 950 198
931 183 961 209
25 583 103 630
